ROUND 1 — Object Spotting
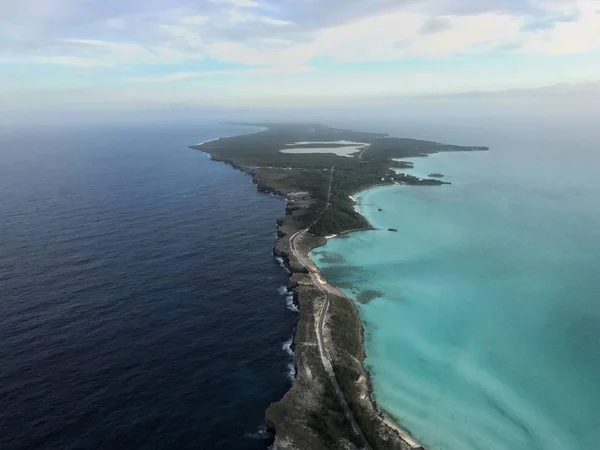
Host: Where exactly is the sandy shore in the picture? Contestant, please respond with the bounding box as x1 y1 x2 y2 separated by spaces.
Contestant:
303 232 425 450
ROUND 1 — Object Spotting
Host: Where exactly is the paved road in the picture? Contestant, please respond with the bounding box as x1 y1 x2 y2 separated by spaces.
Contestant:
357 144 372 160
289 226 370 449
289 166 371 449
288 166 423 450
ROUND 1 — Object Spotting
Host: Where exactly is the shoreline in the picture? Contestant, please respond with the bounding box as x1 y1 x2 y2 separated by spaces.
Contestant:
191 123 488 449
270 199 409 449
265 173 426 449
299 185 426 450
202 148 423 449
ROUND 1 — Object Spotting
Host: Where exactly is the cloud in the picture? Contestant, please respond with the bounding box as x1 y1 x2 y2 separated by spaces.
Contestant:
128 65 313 82
29 56 112 68
180 15 210 25
212 0 260 7
1 0 600 106
49 38 205 66
158 0 600 67
187 10 524 66
518 2 600 55
419 18 453 34
521 12 580 31
2 0 599 66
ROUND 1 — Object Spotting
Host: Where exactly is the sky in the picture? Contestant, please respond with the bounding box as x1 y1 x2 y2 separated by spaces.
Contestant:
1 0 600 113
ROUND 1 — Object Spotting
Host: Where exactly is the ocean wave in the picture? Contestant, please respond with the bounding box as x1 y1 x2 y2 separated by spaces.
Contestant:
283 336 296 381
275 257 291 274
282 336 294 357
287 363 296 381
243 424 272 441
286 293 299 312
278 285 299 312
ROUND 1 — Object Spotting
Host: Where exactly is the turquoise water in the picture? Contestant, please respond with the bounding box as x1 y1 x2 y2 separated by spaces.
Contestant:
310 122 600 450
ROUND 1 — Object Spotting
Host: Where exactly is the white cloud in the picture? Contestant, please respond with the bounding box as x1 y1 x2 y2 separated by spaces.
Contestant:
14 38 205 67
159 24 205 47
30 56 112 68
519 1 600 54
225 8 292 25
261 17 293 26
129 65 313 82
4 0 599 72
1 0 600 107
180 15 210 25
158 10 516 67
408 13 522 57
213 0 260 8
147 1 600 69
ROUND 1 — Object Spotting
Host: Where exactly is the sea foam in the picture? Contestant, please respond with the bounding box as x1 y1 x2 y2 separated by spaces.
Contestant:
278 285 299 312
275 256 291 274
286 293 299 312
282 336 296 380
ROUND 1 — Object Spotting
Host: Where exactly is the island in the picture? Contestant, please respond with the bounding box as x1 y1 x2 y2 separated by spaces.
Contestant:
192 123 488 450
428 173 445 178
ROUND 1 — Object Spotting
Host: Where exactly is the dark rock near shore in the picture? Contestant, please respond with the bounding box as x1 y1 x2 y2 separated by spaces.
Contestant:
289 272 313 289
314 251 344 264
356 289 384 304
388 228 398 232
428 173 444 178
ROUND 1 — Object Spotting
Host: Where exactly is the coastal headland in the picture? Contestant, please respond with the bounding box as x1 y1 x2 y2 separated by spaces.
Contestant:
192 123 488 449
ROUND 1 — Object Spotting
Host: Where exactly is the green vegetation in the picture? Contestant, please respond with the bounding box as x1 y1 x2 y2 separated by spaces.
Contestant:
329 293 409 449
194 123 487 236
308 379 364 449
197 124 460 448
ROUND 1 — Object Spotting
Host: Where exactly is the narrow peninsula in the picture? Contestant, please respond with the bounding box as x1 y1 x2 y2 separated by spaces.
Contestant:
192 123 488 450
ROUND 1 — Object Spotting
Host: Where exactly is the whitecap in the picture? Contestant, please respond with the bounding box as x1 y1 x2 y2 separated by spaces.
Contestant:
282 335 296 381
282 336 294 356
286 293 299 312
287 362 297 381
277 285 288 295
244 425 271 441
275 256 292 274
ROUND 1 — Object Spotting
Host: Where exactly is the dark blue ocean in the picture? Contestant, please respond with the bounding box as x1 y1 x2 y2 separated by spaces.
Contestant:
0 122 296 449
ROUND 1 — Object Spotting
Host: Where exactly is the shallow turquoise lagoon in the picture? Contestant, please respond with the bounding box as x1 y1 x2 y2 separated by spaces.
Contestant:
311 134 600 450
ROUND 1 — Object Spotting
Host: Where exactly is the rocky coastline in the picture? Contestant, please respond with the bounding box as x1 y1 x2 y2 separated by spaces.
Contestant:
208 154 422 449
192 123 488 449
266 188 424 450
